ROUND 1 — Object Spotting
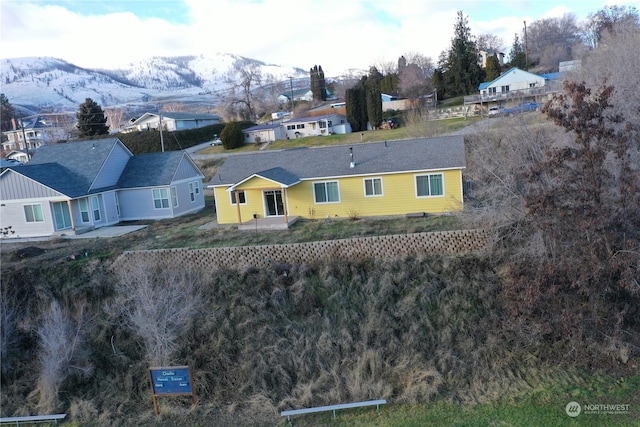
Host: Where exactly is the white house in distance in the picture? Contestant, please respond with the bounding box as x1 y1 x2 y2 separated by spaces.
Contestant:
464 67 562 106
479 68 545 98
243 113 352 142
477 50 505 68
125 112 220 132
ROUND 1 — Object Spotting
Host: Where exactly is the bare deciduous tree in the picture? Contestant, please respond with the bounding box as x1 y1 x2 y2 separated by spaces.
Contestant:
572 23 640 128
31 300 93 413
110 263 203 366
225 59 262 120
1 285 22 376
527 13 584 71
476 33 505 52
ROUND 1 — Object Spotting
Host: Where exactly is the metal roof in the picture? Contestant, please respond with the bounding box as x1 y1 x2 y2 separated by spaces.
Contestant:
210 136 466 187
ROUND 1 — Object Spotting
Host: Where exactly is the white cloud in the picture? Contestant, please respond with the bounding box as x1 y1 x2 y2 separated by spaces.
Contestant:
1 0 629 75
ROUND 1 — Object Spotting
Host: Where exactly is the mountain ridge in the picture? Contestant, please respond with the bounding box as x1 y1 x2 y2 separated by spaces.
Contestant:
1 54 309 115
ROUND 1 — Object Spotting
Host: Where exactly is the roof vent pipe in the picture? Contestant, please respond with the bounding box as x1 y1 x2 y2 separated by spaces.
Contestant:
349 147 355 168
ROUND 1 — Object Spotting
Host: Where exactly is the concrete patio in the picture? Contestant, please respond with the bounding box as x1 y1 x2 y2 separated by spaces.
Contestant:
237 216 300 231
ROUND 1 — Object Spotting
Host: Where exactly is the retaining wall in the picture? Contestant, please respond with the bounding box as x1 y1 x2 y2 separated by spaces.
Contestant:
112 229 491 272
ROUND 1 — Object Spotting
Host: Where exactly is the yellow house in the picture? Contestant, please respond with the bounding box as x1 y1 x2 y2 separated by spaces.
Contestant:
208 136 466 226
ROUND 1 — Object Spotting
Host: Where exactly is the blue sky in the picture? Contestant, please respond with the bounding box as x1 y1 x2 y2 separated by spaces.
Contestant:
2 0 638 74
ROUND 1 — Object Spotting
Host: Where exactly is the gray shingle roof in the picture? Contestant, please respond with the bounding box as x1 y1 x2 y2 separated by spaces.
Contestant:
210 136 465 187
12 138 193 197
118 151 184 188
26 138 125 196
248 167 301 187
29 138 124 187
8 163 89 197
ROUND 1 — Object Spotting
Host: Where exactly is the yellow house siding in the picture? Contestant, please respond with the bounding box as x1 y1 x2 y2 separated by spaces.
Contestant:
214 169 463 224
287 170 462 219
214 176 292 223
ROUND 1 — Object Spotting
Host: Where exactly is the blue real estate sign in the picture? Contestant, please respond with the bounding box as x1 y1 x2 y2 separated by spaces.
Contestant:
149 366 193 395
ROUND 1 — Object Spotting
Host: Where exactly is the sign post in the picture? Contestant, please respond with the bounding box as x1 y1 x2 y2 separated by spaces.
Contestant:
148 366 197 415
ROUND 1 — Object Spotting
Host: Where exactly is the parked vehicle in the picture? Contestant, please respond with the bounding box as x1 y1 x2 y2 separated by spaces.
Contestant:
503 102 539 115
488 106 504 116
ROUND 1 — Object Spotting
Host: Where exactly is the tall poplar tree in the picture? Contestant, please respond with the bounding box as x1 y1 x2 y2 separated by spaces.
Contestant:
76 98 109 137
310 65 327 101
345 81 367 132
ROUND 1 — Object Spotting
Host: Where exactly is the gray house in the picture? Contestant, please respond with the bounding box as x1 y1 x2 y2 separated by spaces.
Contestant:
125 112 220 132
0 138 205 238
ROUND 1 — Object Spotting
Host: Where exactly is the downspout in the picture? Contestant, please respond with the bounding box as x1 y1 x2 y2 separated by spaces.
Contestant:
235 190 242 224
282 187 289 224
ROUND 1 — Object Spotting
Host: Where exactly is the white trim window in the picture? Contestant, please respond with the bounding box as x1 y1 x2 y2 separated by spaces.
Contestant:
230 190 246 205
90 196 101 221
364 177 383 197
79 198 90 222
153 188 170 209
314 181 340 203
188 181 200 202
415 173 444 197
171 186 178 208
23 204 44 223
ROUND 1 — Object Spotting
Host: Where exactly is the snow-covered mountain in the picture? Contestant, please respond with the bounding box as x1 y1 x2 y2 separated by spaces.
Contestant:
1 55 307 115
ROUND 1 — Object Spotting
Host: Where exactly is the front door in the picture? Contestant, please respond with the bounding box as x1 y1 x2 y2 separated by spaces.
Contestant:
51 201 72 230
264 190 284 216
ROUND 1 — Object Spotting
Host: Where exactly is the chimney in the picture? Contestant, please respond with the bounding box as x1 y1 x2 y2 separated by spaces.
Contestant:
11 118 17 130
349 147 355 168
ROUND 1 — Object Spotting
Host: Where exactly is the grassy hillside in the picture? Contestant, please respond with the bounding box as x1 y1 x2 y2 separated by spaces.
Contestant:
1 222 638 426
1 111 638 426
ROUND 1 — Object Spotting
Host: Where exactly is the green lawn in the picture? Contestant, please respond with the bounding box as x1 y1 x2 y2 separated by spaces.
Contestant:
280 374 640 426
195 116 480 155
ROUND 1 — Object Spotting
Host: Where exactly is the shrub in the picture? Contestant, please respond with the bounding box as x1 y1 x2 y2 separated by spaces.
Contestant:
220 121 245 150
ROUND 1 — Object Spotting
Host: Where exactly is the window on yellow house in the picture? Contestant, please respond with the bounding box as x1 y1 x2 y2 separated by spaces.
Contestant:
231 190 247 204
415 174 444 197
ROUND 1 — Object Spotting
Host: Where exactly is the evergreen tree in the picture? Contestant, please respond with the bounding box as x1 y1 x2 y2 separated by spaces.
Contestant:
365 67 383 128
220 121 245 150
1 93 16 134
76 98 109 137
380 73 398 94
440 11 483 97
508 33 527 69
345 82 367 132
366 86 382 129
310 65 327 101
485 54 501 81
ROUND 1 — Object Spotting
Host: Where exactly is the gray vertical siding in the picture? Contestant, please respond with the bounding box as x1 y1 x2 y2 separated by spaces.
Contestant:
0 170 63 200
174 157 203 182
91 143 131 190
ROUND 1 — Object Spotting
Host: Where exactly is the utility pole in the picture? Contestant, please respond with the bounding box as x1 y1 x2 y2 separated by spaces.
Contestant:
158 106 165 152
288 76 294 113
19 113 28 149
523 21 528 71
